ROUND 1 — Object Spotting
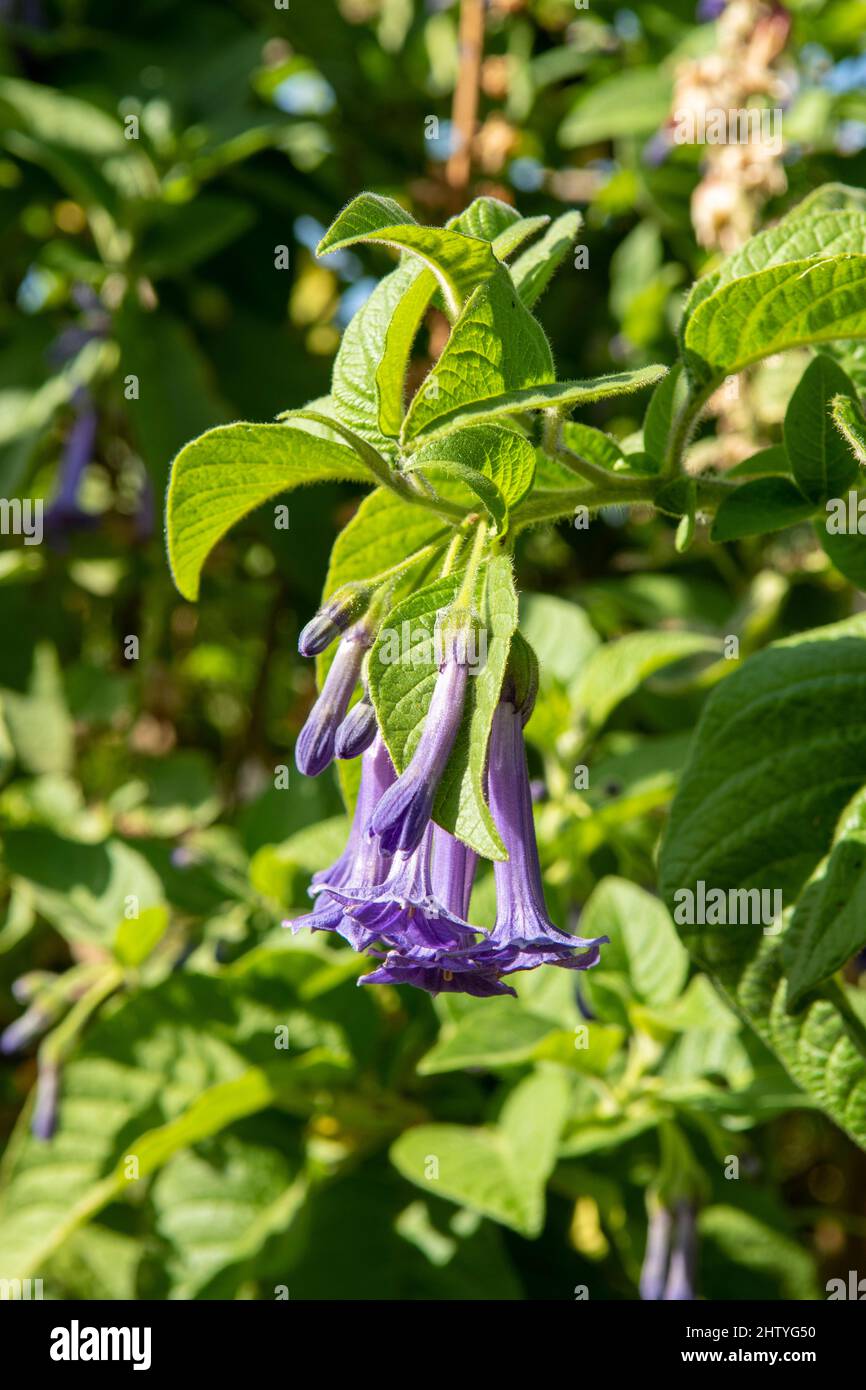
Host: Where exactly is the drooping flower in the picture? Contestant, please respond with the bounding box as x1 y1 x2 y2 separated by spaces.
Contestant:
298 581 374 658
486 695 607 974
335 692 377 760
285 732 394 949
359 951 516 997
329 823 481 956
367 611 473 856
295 621 373 777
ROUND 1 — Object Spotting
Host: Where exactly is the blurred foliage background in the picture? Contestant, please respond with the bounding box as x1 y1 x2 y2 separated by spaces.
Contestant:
1 0 866 1301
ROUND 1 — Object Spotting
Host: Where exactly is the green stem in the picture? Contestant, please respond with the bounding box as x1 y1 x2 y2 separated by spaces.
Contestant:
455 518 488 608
554 442 641 493
514 472 736 530
39 964 124 1067
440 529 467 577
662 380 716 478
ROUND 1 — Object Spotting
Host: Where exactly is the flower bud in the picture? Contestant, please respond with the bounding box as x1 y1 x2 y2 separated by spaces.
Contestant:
335 695 377 760
298 582 374 658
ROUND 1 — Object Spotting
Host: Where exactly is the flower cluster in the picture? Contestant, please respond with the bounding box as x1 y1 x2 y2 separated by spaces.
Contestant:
653 0 792 253
286 591 607 997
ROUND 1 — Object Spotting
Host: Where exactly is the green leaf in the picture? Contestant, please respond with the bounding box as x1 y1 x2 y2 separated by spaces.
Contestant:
831 392 866 467
726 445 791 479
643 363 688 465
570 629 719 741
448 196 548 259
510 210 582 308
150 1130 305 1298
389 1071 570 1235
818 514 866 589
368 556 518 858
518 592 600 686
401 270 554 445
1 644 74 776
684 255 866 387
375 264 433 437
682 199 866 328
784 354 860 502
418 1000 558 1074
404 361 664 448
113 905 170 969
559 67 673 146
699 1206 819 1301
785 794 866 1010
166 423 370 601
0 975 281 1281
332 257 425 454
409 424 536 524
580 876 689 1008
434 554 519 857
658 613 866 1148
404 458 507 533
371 202 550 440
561 420 627 473
317 192 499 318
4 830 164 947
710 477 817 543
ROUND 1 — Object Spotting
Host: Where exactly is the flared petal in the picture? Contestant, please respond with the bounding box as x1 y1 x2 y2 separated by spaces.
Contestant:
368 636 469 856
488 698 608 971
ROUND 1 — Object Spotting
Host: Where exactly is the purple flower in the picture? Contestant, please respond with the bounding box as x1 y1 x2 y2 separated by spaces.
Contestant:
431 822 477 920
43 392 99 544
335 694 377 759
285 733 394 948
329 823 481 955
486 698 607 973
295 622 373 777
31 1062 59 1141
360 952 516 997
367 616 472 856
696 0 726 19
640 1201 698 1301
298 582 373 657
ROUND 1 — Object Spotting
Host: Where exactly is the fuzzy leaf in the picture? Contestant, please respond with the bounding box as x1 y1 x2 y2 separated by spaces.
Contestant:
404 362 664 447
318 192 499 318
683 206 866 328
166 423 370 601
710 477 817 543
368 556 518 859
658 614 866 1148
831 393 866 467
784 354 859 502
409 424 536 522
684 255 866 386
510 210 583 308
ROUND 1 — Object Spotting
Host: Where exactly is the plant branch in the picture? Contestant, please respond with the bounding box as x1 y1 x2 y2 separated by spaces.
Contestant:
445 0 485 202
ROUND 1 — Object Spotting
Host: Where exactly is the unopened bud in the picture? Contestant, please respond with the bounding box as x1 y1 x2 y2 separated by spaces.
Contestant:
335 696 377 760
298 582 374 657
